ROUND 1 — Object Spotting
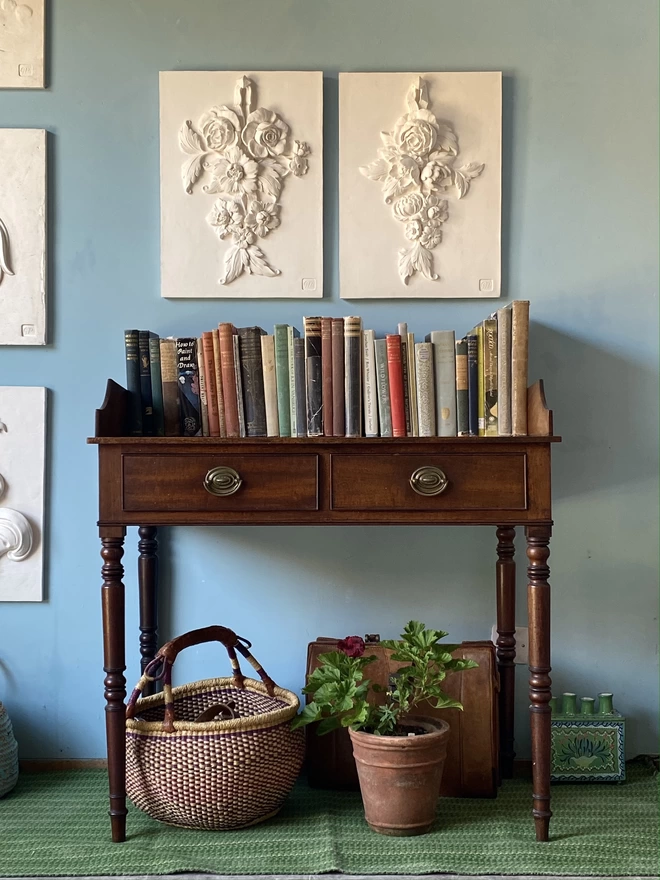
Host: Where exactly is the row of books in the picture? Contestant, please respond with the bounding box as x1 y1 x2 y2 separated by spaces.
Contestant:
123 301 530 438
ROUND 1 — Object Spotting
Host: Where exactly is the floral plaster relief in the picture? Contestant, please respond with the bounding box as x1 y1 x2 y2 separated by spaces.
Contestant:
161 71 323 298
0 0 44 88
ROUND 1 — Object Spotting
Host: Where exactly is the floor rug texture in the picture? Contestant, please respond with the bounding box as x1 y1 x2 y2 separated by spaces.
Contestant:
0 765 657 877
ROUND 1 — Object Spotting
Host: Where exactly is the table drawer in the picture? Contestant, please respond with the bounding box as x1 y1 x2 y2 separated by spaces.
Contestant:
330 453 526 512
122 453 319 513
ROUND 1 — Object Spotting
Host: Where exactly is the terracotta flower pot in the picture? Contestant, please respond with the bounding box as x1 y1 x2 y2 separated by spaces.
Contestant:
349 716 450 836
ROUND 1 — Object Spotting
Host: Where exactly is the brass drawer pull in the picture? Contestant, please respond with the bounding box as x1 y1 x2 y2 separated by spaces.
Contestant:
410 466 448 497
204 466 243 497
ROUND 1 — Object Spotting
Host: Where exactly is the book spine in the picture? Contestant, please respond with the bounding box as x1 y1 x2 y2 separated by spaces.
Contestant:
138 330 154 436
233 334 246 438
466 332 479 437
288 326 300 437
212 329 226 437
197 336 209 437
124 329 142 436
415 342 436 437
176 337 201 436
386 334 406 437
407 332 419 437
476 324 485 437
293 336 307 437
483 318 498 436
261 334 279 438
219 323 240 438
148 334 165 437
238 327 267 437
304 316 323 437
362 329 378 438
159 337 180 436
274 324 290 437
202 331 220 437
427 330 457 437
497 306 512 436
344 316 362 437
331 318 345 437
374 338 392 437
510 300 530 435
455 339 469 436
397 323 411 435
321 317 333 436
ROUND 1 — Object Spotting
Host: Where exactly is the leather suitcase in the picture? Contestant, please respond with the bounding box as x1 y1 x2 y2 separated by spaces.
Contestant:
305 637 500 798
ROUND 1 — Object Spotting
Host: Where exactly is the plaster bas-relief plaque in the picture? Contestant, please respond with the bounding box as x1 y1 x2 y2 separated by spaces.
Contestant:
339 72 501 299
0 0 44 89
0 129 47 345
160 71 323 298
0 386 46 602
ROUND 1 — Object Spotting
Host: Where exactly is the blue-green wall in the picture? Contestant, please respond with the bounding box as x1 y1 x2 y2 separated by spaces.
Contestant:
0 0 657 760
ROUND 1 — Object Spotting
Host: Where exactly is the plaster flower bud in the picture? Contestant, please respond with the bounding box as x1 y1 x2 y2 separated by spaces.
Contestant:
242 108 289 159
392 192 425 221
199 106 241 152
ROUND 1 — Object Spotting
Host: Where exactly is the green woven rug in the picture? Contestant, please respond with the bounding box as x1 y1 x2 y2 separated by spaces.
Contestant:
0 764 658 877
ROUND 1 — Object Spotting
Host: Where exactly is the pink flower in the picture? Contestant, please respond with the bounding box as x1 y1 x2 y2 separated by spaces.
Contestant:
337 636 366 658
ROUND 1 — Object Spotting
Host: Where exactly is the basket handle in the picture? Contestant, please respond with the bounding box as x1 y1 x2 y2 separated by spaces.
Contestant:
126 625 277 732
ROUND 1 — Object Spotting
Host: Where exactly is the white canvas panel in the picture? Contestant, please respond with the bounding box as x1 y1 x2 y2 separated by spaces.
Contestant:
0 386 46 602
0 0 45 89
161 71 323 299
0 129 47 345
340 72 501 299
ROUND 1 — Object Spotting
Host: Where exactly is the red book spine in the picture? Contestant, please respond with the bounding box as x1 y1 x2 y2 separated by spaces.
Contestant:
218 323 240 438
331 318 345 436
386 334 406 438
202 331 220 437
321 317 333 436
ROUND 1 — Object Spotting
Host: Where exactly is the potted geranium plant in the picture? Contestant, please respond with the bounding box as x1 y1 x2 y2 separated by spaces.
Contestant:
293 621 478 836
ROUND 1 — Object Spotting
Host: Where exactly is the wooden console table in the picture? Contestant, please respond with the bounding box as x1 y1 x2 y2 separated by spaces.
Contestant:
89 379 560 844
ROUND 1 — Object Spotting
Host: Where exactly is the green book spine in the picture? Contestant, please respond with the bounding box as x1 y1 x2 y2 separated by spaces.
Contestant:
455 339 469 436
148 334 165 437
274 324 290 437
483 318 498 436
124 329 142 436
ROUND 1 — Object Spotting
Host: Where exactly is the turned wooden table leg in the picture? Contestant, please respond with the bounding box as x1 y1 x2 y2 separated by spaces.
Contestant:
496 525 516 779
101 526 127 843
138 526 159 696
526 524 552 842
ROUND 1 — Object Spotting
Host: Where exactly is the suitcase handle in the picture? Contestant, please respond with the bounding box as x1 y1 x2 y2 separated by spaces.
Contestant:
126 625 277 732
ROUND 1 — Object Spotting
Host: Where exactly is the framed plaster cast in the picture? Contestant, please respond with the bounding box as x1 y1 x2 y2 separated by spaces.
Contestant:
339 72 501 299
0 386 46 602
0 129 47 345
160 71 323 299
0 0 45 89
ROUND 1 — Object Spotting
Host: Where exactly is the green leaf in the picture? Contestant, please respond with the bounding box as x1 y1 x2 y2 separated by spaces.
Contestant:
291 701 322 730
317 716 342 735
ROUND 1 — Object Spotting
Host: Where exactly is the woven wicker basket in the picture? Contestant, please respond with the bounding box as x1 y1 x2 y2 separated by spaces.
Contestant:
0 701 18 798
126 625 304 830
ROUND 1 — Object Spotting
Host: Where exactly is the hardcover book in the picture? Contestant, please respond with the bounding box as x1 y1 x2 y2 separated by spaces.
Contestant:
274 324 291 438
159 337 180 437
288 325 301 437
344 316 362 438
374 337 392 438
509 300 530 435
218 323 240 438
233 334 246 438
304 317 323 437
483 318 498 436
321 317 333 437
407 331 419 437
362 329 378 438
124 329 142 436
261 334 280 437
455 338 469 436
475 324 485 436
386 334 406 438
293 336 307 437
427 329 457 437
496 306 512 436
148 334 165 437
331 318 345 437
176 337 201 436
138 330 154 436
415 342 436 437
398 323 412 436
202 331 220 437
466 331 479 437
197 336 209 437
212 328 227 438
237 326 267 437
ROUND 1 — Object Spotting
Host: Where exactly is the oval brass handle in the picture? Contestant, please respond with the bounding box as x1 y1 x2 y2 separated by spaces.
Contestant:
203 466 243 497
410 466 448 497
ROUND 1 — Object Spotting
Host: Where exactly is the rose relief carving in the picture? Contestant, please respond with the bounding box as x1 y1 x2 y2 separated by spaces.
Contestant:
360 76 485 285
0 217 14 285
0 473 33 563
179 76 312 285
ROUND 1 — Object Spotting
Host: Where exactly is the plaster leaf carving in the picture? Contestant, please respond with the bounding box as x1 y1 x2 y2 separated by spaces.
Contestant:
178 76 311 285
0 472 33 563
0 217 15 285
359 76 485 286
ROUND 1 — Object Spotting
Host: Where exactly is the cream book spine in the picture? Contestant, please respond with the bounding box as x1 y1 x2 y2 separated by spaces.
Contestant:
261 334 280 437
496 306 512 436
362 329 378 438
407 331 419 436
415 342 436 437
